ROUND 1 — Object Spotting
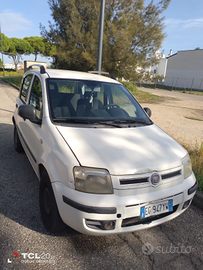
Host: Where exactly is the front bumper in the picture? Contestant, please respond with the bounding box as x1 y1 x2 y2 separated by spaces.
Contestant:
53 173 197 235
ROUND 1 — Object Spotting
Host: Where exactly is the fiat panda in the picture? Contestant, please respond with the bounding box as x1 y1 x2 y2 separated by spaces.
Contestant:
13 65 198 235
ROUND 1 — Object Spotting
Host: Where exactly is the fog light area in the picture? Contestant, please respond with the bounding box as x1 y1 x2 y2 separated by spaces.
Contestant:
182 199 192 209
86 219 116 230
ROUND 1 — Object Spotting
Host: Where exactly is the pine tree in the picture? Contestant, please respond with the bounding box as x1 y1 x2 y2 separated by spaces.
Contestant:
41 0 170 80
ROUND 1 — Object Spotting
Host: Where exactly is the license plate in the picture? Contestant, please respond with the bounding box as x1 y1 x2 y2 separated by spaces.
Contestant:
140 199 173 219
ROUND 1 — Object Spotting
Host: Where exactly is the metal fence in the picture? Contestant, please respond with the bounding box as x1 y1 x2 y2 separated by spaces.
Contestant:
161 77 203 92
136 77 203 93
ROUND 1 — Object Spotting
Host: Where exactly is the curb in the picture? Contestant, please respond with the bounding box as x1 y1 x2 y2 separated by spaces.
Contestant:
0 78 20 91
192 191 203 211
5 80 20 91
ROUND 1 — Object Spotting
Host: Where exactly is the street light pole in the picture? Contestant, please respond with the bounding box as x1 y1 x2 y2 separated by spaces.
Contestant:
0 22 5 77
96 0 105 74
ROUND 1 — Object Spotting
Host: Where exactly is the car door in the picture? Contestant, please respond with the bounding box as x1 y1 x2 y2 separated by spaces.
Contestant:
15 73 34 153
17 75 44 174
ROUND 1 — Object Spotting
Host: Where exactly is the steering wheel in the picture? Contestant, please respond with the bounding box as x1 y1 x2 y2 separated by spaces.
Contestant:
103 104 120 110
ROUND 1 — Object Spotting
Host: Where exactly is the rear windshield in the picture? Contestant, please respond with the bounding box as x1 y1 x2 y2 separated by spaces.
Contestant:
46 79 151 124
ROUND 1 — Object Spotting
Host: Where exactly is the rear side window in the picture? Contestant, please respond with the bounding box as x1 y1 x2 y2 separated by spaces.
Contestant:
29 76 43 119
20 75 33 103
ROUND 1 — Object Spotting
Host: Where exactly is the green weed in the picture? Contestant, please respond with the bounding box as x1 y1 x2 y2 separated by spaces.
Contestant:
0 71 23 88
121 81 160 103
186 142 203 192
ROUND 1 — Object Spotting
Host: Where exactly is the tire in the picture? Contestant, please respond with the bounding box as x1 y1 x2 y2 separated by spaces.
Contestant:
14 125 24 153
39 171 66 233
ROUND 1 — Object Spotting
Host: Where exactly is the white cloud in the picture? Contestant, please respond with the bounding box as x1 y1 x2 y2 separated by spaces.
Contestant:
0 13 33 36
165 18 203 30
182 18 203 29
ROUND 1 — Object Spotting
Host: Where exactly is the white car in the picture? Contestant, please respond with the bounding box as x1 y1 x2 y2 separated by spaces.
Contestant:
13 65 198 235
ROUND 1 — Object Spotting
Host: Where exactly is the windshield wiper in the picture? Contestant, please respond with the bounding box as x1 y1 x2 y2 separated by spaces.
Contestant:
52 118 151 126
113 119 152 125
94 121 123 128
52 118 90 124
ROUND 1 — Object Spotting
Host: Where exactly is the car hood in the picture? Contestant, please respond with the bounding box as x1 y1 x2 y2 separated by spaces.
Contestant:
56 124 187 175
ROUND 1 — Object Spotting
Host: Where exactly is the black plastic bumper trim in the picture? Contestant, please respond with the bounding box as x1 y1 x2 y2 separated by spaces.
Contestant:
122 205 179 227
62 195 117 214
188 181 198 195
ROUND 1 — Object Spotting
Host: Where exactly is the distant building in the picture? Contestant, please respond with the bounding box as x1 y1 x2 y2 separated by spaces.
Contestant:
4 62 24 70
156 57 168 78
24 61 47 73
139 50 168 80
4 63 14 69
163 49 203 90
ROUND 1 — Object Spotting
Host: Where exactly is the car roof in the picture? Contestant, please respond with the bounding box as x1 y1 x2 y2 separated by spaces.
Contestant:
44 69 120 84
25 68 118 84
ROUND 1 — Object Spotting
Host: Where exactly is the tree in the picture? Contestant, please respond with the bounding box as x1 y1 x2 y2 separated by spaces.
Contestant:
24 36 46 61
0 33 12 52
6 38 34 71
41 0 170 80
43 39 56 66
0 33 56 70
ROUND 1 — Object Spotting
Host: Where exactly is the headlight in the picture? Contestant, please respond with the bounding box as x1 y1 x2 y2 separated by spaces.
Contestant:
73 167 113 194
182 154 192 179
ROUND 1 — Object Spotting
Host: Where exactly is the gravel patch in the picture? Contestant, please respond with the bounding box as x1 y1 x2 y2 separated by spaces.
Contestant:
139 87 203 148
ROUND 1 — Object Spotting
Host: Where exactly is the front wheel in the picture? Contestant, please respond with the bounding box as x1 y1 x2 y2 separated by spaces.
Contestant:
39 171 66 233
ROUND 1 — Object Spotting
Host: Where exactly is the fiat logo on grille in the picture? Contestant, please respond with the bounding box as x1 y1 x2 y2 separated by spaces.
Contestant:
150 173 160 187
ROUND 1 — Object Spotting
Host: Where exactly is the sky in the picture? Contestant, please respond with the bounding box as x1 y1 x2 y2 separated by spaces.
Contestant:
0 0 203 64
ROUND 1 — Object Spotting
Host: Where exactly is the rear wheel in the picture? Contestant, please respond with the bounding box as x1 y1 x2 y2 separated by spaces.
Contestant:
14 125 24 153
39 171 66 233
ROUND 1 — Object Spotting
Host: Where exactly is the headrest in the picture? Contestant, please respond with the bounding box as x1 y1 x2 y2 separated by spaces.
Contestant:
49 81 58 92
93 86 100 92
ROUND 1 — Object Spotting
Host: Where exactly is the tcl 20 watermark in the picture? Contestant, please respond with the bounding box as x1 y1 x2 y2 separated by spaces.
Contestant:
7 252 55 264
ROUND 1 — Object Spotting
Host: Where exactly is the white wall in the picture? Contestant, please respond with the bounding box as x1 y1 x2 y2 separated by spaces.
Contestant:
164 50 203 90
156 58 167 77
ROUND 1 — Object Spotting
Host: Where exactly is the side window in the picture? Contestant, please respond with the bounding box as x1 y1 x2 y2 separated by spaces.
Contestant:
29 76 43 119
20 75 33 103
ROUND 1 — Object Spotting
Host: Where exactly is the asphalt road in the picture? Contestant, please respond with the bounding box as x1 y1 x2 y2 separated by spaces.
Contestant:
0 80 203 270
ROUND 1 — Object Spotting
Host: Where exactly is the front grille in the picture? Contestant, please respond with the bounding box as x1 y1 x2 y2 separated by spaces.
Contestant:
162 170 181 180
120 177 148 185
121 205 179 227
119 169 182 186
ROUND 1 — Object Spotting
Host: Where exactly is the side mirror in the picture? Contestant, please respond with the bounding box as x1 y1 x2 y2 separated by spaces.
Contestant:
18 104 41 125
144 107 152 118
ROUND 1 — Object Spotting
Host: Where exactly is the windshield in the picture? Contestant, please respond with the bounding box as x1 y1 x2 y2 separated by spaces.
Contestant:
47 79 151 125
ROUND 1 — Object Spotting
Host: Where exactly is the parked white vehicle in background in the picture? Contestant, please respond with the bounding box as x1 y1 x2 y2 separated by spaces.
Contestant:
12 65 198 235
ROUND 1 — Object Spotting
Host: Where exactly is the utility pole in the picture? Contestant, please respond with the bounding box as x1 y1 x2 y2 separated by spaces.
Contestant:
96 0 105 74
0 22 5 77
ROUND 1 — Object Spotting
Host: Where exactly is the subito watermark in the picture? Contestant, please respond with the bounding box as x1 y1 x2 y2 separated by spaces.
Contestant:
142 243 154 255
142 243 192 255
